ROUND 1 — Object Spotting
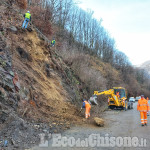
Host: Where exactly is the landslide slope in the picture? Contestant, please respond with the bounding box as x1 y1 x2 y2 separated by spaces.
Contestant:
0 1 84 149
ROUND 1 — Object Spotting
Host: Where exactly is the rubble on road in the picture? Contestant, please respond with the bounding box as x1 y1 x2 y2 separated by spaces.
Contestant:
94 117 104 127
0 43 72 149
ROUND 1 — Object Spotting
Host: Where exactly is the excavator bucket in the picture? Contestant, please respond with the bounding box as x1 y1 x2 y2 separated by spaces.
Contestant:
89 95 98 105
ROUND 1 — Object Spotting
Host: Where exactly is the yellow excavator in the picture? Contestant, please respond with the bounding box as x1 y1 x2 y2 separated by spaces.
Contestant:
89 87 133 110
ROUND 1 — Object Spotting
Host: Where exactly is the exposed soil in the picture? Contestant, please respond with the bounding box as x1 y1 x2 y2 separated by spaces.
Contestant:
33 102 150 150
0 1 85 149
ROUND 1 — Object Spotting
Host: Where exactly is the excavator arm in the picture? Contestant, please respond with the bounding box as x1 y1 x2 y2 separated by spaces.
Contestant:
90 89 125 106
89 89 115 105
93 89 120 106
94 89 114 96
89 87 129 110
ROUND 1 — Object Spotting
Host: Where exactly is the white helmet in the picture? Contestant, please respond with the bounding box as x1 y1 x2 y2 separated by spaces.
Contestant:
27 11 30 13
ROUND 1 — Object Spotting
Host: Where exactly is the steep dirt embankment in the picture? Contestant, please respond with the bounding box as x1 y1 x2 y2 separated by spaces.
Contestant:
11 30 80 123
0 2 85 149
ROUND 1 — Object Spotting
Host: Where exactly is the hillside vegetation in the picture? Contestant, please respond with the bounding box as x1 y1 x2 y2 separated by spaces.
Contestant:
25 0 150 98
0 0 150 149
0 1 87 149
139 60 150 75
12 0 150 97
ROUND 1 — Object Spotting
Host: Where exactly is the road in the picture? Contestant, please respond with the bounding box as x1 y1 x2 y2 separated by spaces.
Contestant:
32 101 150 150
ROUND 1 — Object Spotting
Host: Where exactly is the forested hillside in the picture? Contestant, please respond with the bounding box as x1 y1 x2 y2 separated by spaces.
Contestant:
139 60 150 75
23 0 150 97
0 0 150 149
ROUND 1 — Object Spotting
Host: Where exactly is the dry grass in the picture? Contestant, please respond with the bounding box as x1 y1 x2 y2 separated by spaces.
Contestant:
15 0 27 9
30 6 52 36
58 47 123 96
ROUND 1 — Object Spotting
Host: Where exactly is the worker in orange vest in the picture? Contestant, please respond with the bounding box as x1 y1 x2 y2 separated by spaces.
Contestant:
137 95 149 126
116 91 120 98
81 99 91 119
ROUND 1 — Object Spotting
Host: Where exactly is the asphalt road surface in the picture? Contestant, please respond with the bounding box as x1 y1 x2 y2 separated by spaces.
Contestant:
32 101 150 150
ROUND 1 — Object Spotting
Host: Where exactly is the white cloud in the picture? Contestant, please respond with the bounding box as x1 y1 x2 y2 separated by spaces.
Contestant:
115 32 150 65
77 0 150 65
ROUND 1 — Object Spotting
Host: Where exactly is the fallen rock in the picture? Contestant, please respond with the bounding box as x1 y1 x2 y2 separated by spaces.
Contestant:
0 49 3 52
34 124 40 129
94 117 104 127
8 26 18 33
0 111 9 123
27 27 33 32
52 122 56 125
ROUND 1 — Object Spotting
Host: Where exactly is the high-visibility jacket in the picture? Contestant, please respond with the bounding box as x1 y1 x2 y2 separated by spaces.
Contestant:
51 40 55 44
82 100 91 108
137 98 149 112
25 13 31 19
116 92 120 98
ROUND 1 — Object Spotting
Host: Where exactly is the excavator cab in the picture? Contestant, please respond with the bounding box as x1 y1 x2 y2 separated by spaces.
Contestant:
113 87 126 99
109 87 127 110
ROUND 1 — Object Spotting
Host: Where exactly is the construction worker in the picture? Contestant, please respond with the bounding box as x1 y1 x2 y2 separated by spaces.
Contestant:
22 11 31 29
81 99 91 119
51 38 55 47
137 95 149 126
116 91 120 98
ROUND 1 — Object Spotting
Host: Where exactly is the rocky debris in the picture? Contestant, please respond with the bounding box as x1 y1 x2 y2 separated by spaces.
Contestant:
0 34 6 49
45 63 51 77
0 46 73 149
27 26 33 32
0 50 14 94
0 111 9 123
19 87 30 101
0 2 84 150
7 26 17 33
0 48 20 109
0 119 39 149
0 103 70 149
94 117 104 127
16 47 32 62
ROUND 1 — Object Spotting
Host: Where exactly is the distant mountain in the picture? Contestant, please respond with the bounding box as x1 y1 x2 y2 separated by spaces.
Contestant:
138 60 150 74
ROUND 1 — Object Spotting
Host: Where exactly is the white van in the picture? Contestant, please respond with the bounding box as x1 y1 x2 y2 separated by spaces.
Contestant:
129 97 135 103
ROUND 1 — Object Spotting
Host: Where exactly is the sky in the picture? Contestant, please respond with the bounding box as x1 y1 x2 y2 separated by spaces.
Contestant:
76 0 150 66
